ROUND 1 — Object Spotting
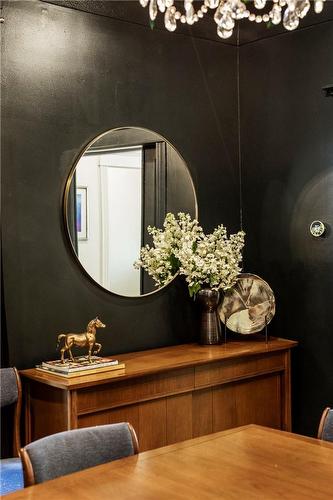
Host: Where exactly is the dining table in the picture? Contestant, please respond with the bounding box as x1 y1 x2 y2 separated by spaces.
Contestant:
6 424 333 499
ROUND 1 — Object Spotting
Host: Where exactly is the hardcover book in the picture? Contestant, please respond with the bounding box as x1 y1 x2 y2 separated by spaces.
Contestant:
36 362 125 378
41 356 118 372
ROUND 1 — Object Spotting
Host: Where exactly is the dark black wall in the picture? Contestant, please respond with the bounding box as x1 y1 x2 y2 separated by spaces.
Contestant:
240 22 333 436
2 1 239 369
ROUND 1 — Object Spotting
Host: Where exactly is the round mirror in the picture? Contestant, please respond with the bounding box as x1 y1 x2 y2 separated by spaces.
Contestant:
64 127 197 297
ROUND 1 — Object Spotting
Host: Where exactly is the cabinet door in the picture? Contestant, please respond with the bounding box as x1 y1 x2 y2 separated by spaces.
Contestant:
213 374 282 432
213 374 281 432
138 399 167 451
235 375 281 428
78 401 165 452
78 404 140 435
166 394 193 444
192 389 213 438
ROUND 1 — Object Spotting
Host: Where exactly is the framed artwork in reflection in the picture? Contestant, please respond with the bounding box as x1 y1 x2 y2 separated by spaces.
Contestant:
76 187 88 240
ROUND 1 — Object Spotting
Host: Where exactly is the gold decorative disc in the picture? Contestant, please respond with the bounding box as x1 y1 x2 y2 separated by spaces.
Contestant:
219 273 275 334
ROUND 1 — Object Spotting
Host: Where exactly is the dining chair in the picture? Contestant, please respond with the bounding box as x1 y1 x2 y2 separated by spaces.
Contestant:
317 407 333 442
20 422 139 486
0 367 24 495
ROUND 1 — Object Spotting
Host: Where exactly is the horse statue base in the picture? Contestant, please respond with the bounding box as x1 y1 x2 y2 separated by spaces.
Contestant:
55 355 105 366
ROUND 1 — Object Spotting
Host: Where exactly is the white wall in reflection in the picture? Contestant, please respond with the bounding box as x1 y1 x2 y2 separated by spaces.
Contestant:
76 147 142 296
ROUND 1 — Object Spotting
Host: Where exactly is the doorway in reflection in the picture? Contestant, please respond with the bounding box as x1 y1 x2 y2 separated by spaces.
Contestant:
75 147 143 296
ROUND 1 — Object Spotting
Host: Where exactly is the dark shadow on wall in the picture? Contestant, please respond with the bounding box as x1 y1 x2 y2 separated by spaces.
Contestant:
1 236 12 457
1 239 9 368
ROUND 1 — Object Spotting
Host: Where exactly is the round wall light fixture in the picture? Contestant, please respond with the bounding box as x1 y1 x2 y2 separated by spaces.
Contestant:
309 220 326 238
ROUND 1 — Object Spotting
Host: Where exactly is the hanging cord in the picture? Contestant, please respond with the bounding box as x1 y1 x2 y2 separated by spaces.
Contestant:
190 33 237 190
236 25 243 233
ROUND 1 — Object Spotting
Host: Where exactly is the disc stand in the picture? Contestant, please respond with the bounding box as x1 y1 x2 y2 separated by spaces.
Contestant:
222 315 270 345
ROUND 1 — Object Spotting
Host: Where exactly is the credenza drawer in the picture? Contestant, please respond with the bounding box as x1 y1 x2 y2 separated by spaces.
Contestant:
77 367 194 413
195 352 285 388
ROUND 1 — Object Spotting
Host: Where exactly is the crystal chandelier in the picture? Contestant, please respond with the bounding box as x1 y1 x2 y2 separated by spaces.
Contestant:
139 0 327 38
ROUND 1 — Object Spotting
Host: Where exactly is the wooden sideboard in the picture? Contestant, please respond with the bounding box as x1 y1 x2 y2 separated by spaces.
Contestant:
21 337 297 452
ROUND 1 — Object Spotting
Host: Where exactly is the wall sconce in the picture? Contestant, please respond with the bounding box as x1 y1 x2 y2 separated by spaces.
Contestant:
309 220 327 238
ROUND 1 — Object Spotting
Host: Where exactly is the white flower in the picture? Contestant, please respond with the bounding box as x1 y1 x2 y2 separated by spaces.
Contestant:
134 213 245 297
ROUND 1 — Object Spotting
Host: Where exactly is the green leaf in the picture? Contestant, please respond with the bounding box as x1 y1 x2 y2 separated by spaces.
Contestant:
169 254 181 274
266 21 273 29
188 282 201 298
150 19 155 30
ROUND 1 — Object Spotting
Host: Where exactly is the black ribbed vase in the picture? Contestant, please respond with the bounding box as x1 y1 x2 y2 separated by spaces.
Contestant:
196 288 222 345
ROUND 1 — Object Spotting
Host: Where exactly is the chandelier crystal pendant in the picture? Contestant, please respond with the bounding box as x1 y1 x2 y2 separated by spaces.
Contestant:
139 0 327 38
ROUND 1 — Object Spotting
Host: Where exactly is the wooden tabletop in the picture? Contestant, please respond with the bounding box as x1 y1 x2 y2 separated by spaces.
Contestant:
7 425 333 499
20 337 297 389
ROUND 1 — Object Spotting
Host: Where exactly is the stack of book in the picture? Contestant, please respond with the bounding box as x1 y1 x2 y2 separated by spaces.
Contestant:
36 356 125 378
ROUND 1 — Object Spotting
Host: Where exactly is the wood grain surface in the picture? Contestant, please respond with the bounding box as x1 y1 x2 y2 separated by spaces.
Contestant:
20 338 297 390
7 425 333 499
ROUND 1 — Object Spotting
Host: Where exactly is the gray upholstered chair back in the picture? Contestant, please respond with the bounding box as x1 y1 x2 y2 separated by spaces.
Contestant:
0 367 21 456
0 368 19 407
21 423 138 485
318 407 333 442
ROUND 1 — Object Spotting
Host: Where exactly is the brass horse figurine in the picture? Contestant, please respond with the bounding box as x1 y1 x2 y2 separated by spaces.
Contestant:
57 317 106 363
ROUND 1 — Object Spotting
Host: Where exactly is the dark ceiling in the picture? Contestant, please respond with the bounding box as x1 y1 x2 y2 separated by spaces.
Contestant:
42 0 333 45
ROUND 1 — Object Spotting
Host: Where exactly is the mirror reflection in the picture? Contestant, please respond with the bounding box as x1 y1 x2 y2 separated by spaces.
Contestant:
65 127 197 297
